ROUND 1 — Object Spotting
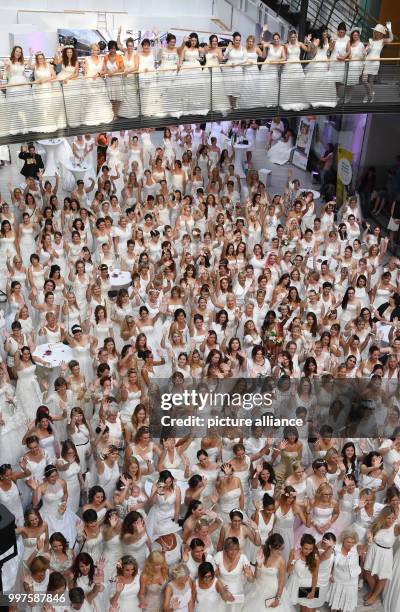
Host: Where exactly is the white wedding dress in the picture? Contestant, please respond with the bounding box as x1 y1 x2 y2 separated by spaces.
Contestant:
6 62 33 134
0 383 26 468
57 65 81 127
40 482 79 544
83 57 113 126
244 566 294 611
118 54 139 119
280 44 308 111
305 46 337 108
268 135 294 165
15 365 43 421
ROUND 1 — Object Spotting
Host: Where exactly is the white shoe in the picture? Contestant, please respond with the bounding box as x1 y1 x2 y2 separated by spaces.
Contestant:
363 95 369 103
370 91 375 102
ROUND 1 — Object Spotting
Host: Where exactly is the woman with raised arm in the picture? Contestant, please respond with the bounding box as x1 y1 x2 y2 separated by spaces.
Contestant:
53 43 81 127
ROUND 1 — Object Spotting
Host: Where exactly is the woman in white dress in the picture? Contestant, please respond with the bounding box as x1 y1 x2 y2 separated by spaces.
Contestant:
195 562 229 611
345 29 367 102
206 34 230 115
56 440 83 514
330 22 350 88
260 32 286 108
362 22 393 103
32 52 64 133
305 36 337 108
214 537 254 611
14 346 46 421
223 32 246 110
146 470 181 540
287 533 320 609
83 43 113 126
4 45 33 135
327 529 361 612
384 543 400 611
31 464 79 545
53 44 80 127
239 35 264 110
137 39 159 118
121 511 151 570
103 40 125 120
364 506 400 606
0 368 26 468
109 555 141 612
268 129 295 166
156 33 181 118
178 33 209 116
280 31 308 111
0 464 25 527
245 533 293 611
118 36 139 119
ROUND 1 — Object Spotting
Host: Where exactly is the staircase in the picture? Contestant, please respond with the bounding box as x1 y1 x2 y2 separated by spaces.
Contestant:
262 0 381 40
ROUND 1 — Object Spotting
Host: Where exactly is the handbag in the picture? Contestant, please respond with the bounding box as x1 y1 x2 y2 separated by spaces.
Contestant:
298 587 319 598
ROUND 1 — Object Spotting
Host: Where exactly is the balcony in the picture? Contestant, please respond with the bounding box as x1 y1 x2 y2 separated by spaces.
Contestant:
0 57 400 145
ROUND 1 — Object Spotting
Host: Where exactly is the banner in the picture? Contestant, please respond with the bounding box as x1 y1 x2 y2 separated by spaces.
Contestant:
292 116 316 171
336 146 354 206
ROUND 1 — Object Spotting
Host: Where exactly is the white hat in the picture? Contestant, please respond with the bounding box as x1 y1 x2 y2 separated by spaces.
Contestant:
372 24 387 35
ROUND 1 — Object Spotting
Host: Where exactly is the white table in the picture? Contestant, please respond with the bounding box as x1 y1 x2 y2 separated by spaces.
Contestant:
109 269 132 291
33 342 74 368
37 139 64 177
233 142 251 179
62 160 90 182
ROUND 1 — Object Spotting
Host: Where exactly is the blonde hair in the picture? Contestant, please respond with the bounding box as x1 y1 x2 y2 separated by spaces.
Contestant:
325 447 339 462
90 43 100 52
340 529 358 544
291 461 304 473
170 563 189 580
371 506 394 537
315 482 334 503
143 551 168 581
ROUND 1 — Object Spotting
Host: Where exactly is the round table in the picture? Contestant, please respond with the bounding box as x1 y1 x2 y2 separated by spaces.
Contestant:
62 160 90 182
37 139 64 177
33 342 74 368
109 269 132 291
233 143 251 178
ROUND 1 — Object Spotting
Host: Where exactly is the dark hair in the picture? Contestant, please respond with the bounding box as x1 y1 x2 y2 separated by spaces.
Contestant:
300 533 317 571
198 561 215 580
47 571 66 593
263 533 284 560
49 532 69 553
88 485 107 504
71 553 95 585
82 509 98 524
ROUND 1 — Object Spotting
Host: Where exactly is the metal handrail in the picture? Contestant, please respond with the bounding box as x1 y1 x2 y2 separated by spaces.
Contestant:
1 55 400 90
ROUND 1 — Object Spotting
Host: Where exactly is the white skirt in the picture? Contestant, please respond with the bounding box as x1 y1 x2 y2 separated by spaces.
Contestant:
327 581 358 612
305 65 337 108
364 542 393 580
279 63 308 111
118 74 139 118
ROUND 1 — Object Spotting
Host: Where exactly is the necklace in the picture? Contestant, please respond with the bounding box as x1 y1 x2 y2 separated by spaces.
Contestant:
159 535 175 550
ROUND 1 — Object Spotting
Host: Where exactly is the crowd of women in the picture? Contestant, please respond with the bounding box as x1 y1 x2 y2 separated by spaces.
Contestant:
0 120 399 610
0 20 395 139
